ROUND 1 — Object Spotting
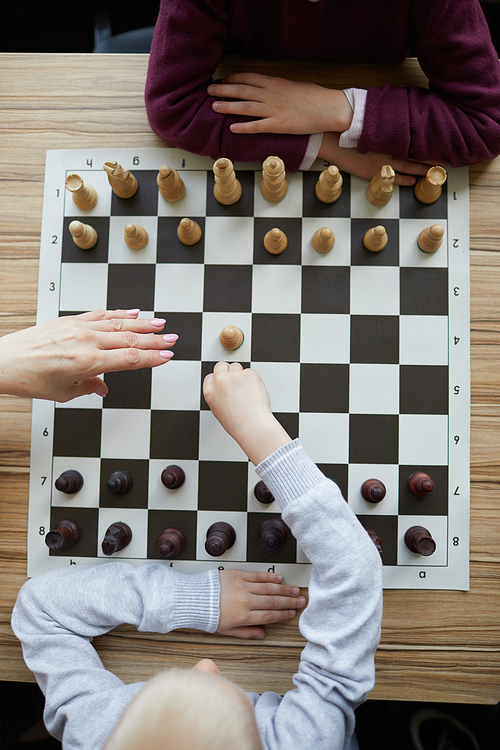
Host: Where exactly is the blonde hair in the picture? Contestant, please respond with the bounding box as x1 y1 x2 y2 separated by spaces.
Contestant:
104 668 263 750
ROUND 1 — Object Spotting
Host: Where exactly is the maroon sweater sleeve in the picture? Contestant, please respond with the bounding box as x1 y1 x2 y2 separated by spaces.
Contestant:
358 0 500 166
144 0 309 171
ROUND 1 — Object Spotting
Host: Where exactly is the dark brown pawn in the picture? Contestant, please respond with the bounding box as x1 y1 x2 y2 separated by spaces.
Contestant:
258 518 288 554
45 520 81 550
254 481 275 504
55 470 83 494
408 472 435 496
205 522 236 557
404 525 436 556
156 528 186 559
366 529 383 558
161 465 186 489
106 470 132 495
361 478 386 503
101 521 133 556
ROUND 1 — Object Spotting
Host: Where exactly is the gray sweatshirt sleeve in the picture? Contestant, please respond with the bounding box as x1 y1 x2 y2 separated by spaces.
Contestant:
11 563 220 750
250 439 383 750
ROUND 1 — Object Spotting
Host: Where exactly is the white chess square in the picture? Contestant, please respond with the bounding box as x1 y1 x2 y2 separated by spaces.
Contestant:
350 175 401 220
196 510 247 562
301 217 351 266
298 412 349 464
300 313 350 364
397 515 448 566
51 457 101 508
97 507 148 559
252 265 302 314
154 263 205 312
101 409 151 460
198 410 248 461
350 266 400 316
60 263 108 311
108 216 158 264
201 312 252 361
148 458 199 510
204 216 254 264
349 364 400 414
63 169 112 217
157 171 208 217
347 464 399 515
250 361 300 413
399 414 448 465
400 219 448 268
400 315 449 365
254 171 303 218
151 360 202 411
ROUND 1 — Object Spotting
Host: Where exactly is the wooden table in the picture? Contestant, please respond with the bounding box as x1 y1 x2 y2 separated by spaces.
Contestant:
1 53 499 703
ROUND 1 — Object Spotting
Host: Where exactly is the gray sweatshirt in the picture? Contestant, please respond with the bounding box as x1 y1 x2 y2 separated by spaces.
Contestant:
12 439 382 750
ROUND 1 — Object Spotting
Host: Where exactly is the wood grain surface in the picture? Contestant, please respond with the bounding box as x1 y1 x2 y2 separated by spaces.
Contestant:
0 53 499 703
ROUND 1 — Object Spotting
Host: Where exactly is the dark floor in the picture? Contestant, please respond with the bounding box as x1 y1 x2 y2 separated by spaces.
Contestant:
3 1 500 54
1 680 499 749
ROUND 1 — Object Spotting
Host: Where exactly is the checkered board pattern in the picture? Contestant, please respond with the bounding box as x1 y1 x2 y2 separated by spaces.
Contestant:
28 148 470 589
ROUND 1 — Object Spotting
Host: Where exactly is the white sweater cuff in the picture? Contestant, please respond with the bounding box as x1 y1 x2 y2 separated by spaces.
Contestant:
339 88 367 148
173 568 220 633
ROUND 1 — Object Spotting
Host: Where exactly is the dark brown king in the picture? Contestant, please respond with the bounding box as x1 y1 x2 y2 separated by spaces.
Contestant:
205 522 236 557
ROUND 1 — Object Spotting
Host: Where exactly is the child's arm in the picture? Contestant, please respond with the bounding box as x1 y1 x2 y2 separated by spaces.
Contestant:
12 563 304 748
204 362 383 750
0 310 175 402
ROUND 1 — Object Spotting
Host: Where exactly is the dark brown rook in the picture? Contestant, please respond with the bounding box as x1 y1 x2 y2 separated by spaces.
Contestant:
101 522 133 556
408 472 435 496
45 520 81 550
366 529 383 558
55 469 84 494
156 528 186 559
404 525 436 556
205 522 236 557
361 478 386 503
161 465 186 489
106 470 132 495
254 480 275 504
258 518 288 554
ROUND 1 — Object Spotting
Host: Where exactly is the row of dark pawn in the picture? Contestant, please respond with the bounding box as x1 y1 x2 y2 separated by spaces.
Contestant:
55 466 188 495
45 517 289 559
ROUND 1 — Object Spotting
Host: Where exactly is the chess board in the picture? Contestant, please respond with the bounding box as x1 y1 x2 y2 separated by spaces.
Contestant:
28 148 470 589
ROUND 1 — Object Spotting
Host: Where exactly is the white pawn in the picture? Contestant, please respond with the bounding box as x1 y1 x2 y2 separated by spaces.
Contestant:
124 223 148 250
69 220 98 250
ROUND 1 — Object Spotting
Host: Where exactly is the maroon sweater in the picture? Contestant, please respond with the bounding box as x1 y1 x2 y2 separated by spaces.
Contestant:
145 0 500 171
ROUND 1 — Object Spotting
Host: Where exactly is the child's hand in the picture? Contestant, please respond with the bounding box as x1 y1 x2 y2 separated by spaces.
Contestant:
203 362 291 465
0 309 177 402
208 73 353 135
217 569 306 638
318 131 443 186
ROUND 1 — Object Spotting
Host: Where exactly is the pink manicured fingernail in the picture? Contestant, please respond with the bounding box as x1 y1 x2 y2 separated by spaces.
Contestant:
96 391 107 397
159 350 174 360
126 308 140 316
150 318 166 328
163 333 179 343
